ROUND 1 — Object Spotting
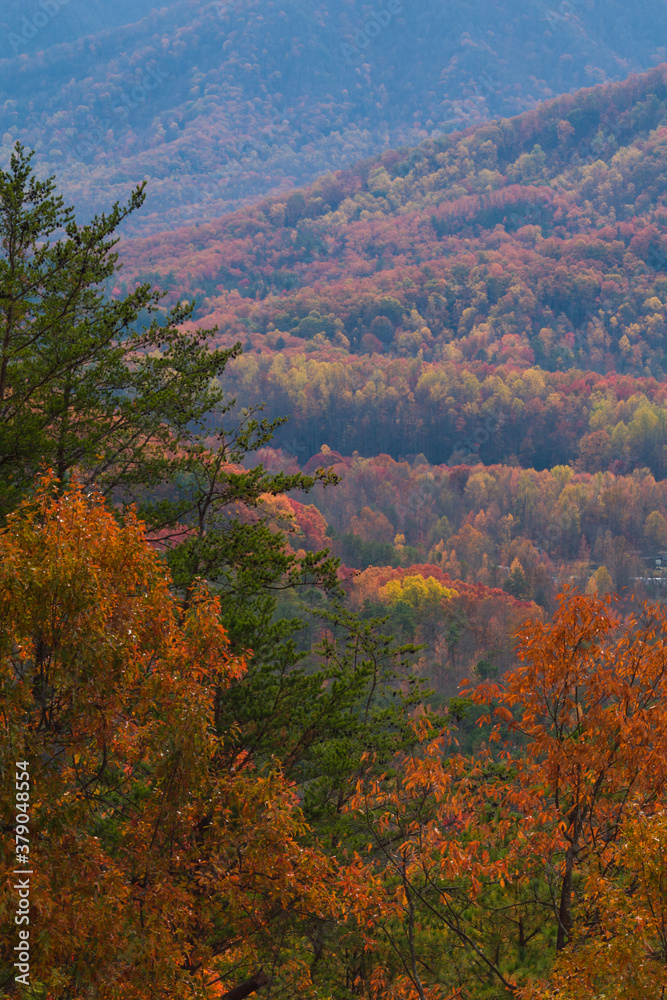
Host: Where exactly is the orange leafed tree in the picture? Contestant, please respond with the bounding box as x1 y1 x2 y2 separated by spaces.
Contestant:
502 589 667 998
347 588 667 998
491 589 667 953
0 476 354 999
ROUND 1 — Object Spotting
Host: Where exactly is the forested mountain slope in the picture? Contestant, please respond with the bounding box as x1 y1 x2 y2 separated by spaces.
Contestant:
2 0 667 233
110 64 667 471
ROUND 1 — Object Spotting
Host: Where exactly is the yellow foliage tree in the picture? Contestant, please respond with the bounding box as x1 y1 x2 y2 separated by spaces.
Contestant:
381 574 458 612
585 563 613 595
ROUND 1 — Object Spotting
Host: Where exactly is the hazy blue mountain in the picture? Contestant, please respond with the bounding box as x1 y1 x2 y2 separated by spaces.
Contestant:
0 0 180 53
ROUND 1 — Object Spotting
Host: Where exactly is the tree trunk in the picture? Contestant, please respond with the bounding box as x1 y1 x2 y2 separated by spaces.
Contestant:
221 971 271 1000
556 804 580 951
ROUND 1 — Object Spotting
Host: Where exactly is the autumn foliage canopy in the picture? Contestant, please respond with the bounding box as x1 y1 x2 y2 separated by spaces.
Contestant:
0 477 361 999
4 477 667 999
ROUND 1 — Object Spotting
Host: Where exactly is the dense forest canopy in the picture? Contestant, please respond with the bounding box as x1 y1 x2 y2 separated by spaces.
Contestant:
4 22 667 1000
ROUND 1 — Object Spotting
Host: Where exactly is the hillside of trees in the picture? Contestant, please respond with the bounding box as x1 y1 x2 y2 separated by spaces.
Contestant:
104 67 667 473
2 0 667 232
248 444 667 677
112 64 666 352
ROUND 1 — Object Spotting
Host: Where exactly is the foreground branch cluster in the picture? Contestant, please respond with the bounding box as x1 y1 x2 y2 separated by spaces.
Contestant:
3 477 667 1000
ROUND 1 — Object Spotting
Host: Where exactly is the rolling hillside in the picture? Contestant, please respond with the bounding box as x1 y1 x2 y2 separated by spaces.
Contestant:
112 65 667 427
2 0 667 233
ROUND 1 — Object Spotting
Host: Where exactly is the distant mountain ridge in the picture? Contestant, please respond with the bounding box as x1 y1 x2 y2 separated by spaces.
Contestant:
1 0 174 53
2 0 667 234
104 63 667 469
